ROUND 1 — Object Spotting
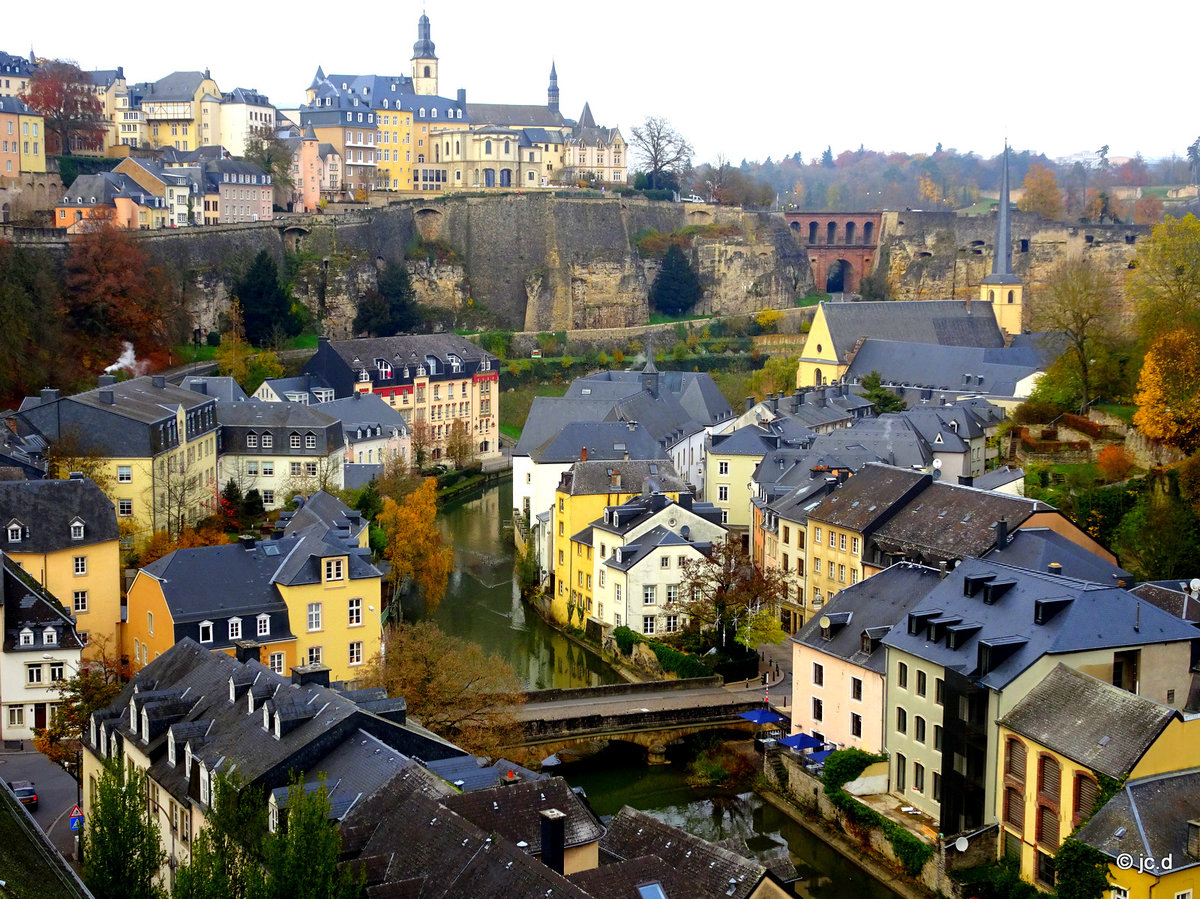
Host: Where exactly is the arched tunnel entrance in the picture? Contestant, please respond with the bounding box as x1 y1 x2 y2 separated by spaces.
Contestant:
825 258 854 293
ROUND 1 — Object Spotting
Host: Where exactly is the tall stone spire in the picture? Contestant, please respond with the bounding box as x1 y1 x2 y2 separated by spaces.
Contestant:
412 12 437 60
548 60 559 113
991 142 1013 277
980 142 1024 336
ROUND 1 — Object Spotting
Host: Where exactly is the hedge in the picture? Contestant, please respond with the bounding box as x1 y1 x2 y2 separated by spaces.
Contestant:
611 626 710 678
1062 412 1119 440
1018 427 1090 453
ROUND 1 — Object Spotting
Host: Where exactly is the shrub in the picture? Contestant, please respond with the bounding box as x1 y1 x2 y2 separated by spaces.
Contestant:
1096 445 1134 482
1063 412 1108 439
649 642 710 678
1013 400 1064 425
613 626 638 655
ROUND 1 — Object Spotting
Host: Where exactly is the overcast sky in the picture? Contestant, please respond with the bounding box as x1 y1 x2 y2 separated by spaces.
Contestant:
9 1 1198 166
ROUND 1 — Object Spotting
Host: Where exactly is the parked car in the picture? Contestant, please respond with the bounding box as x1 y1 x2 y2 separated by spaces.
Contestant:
8 780 37 811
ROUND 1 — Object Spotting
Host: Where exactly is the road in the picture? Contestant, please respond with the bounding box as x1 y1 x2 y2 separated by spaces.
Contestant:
0 741 82 862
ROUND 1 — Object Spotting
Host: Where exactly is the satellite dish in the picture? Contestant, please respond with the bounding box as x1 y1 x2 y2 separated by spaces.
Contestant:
818 616 832 629
933 459 942 469
954 836 969 852
1191 578 1200 592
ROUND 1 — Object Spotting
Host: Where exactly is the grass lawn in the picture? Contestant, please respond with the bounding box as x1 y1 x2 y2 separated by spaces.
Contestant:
796 294 827 307
647 312 715 326
172 344 218 363
499 382 568 440
1094 403 1136 424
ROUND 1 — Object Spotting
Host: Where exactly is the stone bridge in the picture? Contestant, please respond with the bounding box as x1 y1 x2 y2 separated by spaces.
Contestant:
502 678 783 767
782 210 883 293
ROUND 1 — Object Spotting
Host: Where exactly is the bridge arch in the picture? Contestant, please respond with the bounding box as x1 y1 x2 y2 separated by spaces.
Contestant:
826 258 854 292
414 206 444 239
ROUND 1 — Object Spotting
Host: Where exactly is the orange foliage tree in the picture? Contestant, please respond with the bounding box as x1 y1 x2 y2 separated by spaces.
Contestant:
377 478 453 614
1133 328 1200 453
1017 163 1063 220
139 525 232 567
1096 445 1134 482
20 59 105 154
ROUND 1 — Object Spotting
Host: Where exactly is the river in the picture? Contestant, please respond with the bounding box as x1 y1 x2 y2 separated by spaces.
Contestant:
422 479 900 897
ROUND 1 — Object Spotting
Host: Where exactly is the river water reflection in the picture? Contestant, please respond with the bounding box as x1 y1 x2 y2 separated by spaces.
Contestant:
421 480 900 897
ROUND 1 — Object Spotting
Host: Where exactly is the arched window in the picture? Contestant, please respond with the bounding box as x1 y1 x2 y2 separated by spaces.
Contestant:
1007 290 1015 304
863 221 874 243
808 221 818 243
827 221 837 244
484 140 492 154
455 140 460 154
1038 755 1060 802
1074 773 1099 820
989 289 996 302
504 140 510 154
419 107 425 118
424 65 430 77
845 221 856 244
431 107 437 118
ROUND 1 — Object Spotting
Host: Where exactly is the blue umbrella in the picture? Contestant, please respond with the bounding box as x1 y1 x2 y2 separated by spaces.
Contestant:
739 709 784 725
808 749 833 764
778 733 823 751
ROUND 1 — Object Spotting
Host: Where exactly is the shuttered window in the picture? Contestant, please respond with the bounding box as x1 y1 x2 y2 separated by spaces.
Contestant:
1004 787 1025 828
1006 738 1026 781
1076 774 1099 819
1037 805 1060 848
1038 755 1060 801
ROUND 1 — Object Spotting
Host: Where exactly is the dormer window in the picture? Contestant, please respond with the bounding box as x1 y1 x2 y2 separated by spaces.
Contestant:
43 627 57 645
246 432 258 448
376 359 393 378
417 365 426 376
71 519 85 540
261 433 273 449
480 358 491 372
198 620 213 643
168 733 177 767
228 618 242 640
358 369 370 382
257 613 270 637
7 523 21 542
19 628 33 646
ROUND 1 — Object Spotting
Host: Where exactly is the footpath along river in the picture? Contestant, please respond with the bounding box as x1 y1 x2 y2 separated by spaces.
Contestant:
417 479 902 897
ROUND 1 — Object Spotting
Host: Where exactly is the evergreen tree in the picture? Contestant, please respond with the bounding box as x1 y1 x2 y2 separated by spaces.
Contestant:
242 488 266 525
238 251 296 346
649 245 702 316
860 371 907 413
354 260 419 336
82 762 166 899
260 776 359 899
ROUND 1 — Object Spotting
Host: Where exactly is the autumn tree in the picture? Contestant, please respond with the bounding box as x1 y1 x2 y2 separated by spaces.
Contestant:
1031 256 1120 409
1130 214 1200 339
409 419 434 471
33 635 127 776
1134 194 1165 225
1096 445 1134 483
630 116 693 190
21 60 106 154
82 761 167 899
367 620 524 757
649 245 702 316
445 419 475 469
672 539 787 651
62 225 166 373
1017 163 1063 220
243 123 294 209
1133 328 1200 453
377 478 453 611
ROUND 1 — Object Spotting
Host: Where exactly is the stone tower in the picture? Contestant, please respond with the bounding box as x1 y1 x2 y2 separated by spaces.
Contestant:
980 143 1024 336
548 61 559 114
412 13 438 96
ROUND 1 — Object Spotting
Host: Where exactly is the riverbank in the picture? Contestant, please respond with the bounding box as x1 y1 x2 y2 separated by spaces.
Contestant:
757 788 933 899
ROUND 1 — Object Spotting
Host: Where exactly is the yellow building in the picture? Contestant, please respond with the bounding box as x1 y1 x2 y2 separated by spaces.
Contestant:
131 70 221 152
16 104 46 174
0 477 122 656
998 664 1200 892
126 526 382 682
17 376 220 540
550 461 684 627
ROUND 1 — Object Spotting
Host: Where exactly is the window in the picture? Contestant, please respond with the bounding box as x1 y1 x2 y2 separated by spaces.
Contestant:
290 434 301 449
27 664 42 685
262 490 274 505
73 590 88 613
348 598 362 626
851 677 862 701
199 621 213 643
118 499 132 517
812 663 824 686
660 555 670 568
247 461 259 476
643 586 656 605
262 433 273 449
934 725 943 751
262 462 274 476
308 646 323 665
840 533 847 551
838 564 845 583
915 716 926 743
307 603 322 631
935 678 944 705
1037 805 1060 850
913 762 925 793
614 584 621 603
257 614 270 637
306 462 317 477
71 521 84 540
666 584 678 604
269 652 284 674
814 558 821 575
1006 738 1027 781
718 460 729 475
665 615 679 633
228 618 241 640
814 527 822 543
305 434 317 449
717 485 729 502
246 433 258 448
6 524 20 542
897 661 908 689
916 670 927 697
325 559 344 581
74 556 87 575
118 465 132 483
1075 773 1099 820
290 462 301 476
851 537 860 555
895 753 906 792
812 697 824 721
897 707 907 734
850 712 862 737
349 641 363 666
643 616 655 635
1038 755 1061 802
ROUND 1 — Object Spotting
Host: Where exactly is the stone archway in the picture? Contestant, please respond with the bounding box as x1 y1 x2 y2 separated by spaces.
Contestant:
826 258 854 293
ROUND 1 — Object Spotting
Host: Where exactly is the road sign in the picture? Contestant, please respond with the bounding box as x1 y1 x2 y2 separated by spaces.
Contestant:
69 804 83 831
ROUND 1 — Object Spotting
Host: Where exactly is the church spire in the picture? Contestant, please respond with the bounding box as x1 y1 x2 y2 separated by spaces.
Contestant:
548 60 559 113
992 142 1013 277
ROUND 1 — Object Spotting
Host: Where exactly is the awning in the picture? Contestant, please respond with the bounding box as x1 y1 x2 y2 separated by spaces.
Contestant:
808 749 833 764
778 733 823 751
739 709 784 725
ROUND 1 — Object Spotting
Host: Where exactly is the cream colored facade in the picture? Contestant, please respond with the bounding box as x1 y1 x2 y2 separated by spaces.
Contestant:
792 641 884 753
703 445 758 530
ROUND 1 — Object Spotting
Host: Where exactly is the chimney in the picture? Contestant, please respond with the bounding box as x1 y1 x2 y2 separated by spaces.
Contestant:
770 394 779 414
239 534 257 550
98 374 117 387
39 388 60 405
99 389 115 405
995 518 1008 548
457 88 466 104
540 809 567 875
938 560 948 579
581 446 587 462
291 663 331 688
1048 562 1062 576
745 396 755 413
626 420 637 432
792 388 802 412
814 392 826 408
151 375 166 388
958 475 974 487
234 640 262 664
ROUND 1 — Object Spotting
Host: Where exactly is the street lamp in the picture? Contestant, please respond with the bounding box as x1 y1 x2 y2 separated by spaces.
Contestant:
367 604 385 664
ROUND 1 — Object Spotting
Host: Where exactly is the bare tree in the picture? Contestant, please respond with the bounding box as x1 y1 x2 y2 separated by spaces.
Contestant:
630 116 693 191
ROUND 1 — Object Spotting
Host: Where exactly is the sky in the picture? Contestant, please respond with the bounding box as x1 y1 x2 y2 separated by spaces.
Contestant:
7 1 1199 166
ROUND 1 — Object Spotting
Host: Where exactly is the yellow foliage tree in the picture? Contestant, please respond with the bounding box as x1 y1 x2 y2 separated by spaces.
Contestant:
1017 163 1063 220
1130 214 1200 340
1133 328 1200 453
378 478 453 612
215 298 252 384
918 173 941 205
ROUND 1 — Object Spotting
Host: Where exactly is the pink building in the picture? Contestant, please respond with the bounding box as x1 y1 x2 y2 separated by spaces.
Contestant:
202 158 272 223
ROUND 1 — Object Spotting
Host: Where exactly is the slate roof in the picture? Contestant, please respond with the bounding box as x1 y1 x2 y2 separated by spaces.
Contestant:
600 807 774 899
569 854 692 897
793 563 942 674
998 664 1176 779
807 463 930 533
444 776 604 852
179 376 250 403
423 755 545 792
814 300 1005 364
304 335 495 398
256 374 333 404
278 490 368 543
133 71 208 102
709 418 815 458
515 397 625 456
342 463 382 491
2 554 84 654
844 338 1044 398
1074 768 1200 870
573 368 734 427
317 393 409 439
531 421 668 465
467 102 567 129
985 527 1130 586
0 96 37 115
0 477 118 552
215 399 341 431
557 460 687 497
972 465 1024 491
881 557 1200 691
1130 582 1200 623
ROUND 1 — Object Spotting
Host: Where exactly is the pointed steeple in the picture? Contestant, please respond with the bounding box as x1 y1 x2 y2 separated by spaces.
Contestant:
308 66 325 91
413 12 437 59
548 60 559 114
991 142 1013 277
578 102 595 129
